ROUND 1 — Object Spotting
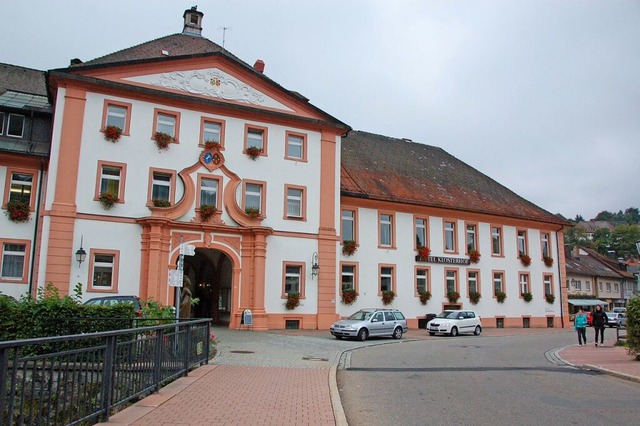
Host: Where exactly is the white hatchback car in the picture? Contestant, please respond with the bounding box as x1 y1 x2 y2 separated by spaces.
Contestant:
427 310 482 336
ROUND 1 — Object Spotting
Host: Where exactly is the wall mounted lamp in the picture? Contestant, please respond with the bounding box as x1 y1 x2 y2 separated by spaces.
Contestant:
311 252 319 278
75 236 87 267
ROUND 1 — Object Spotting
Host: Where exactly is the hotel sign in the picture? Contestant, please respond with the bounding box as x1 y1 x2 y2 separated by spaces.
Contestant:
415 255 470 266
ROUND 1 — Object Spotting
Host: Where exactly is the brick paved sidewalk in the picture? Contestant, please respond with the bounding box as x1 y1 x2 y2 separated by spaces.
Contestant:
557 338 640 383
101 365 338 426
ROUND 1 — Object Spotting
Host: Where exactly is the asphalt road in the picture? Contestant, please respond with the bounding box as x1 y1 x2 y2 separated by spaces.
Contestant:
337 332 640 425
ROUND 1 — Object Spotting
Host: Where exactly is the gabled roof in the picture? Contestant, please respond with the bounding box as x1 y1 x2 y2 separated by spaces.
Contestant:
0 63 47 96
74 33 227 67
51 33 348 130
341 131 567 225
581 247 636 279
565 247 635 280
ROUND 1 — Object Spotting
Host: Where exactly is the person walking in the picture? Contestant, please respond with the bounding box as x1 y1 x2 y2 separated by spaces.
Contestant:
574 309 587 346
592 304 608 347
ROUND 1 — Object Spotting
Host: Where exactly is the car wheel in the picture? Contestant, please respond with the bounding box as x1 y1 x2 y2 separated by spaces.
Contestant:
428 332 436 336
357 328 368 341
474 325 481 336
392 327 403 339
450 327 458 337
335 335 343 340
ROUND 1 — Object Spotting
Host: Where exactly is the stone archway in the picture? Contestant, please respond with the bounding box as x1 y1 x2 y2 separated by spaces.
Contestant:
183 248 233 324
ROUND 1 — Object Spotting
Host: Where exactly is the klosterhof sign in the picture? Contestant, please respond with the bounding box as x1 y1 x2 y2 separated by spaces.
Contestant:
415 255 470 265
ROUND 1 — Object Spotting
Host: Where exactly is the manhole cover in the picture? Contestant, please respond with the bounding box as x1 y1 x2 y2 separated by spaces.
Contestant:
229 350 255 354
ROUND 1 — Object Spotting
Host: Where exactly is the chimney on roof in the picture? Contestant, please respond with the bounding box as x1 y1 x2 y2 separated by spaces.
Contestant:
253 59 265 74
69 58 83 66
183 6 204 36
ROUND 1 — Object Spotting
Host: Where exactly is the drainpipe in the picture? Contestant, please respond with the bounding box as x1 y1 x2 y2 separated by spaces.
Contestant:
554 227 565 328
28 153 45 298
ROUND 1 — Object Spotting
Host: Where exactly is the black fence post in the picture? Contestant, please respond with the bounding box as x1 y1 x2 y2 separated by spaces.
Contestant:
183 323 191 376
100 335 117 422
153 329 163 393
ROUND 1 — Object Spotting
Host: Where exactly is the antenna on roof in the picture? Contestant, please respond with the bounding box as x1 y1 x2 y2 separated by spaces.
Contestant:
219 26 232 48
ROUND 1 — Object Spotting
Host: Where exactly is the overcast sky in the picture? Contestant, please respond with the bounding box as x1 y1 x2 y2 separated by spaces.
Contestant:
2 1 638 221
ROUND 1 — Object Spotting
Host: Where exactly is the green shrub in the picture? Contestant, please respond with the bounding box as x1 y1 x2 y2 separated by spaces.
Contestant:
627 298 640 360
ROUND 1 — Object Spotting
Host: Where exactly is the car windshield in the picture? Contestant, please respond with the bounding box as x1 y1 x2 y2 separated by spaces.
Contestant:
436 311 459 319
348 310 373 321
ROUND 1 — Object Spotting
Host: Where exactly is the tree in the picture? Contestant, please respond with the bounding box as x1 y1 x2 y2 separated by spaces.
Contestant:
563 225 591 248
593 210 614 221
610 225 640 258
574 214 584 223
624 208 640 225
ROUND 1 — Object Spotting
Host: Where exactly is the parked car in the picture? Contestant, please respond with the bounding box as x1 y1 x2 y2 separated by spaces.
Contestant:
330 308 408 341
606 312 626 327
612 307 626 314
84 295 142 315
427 310 482 336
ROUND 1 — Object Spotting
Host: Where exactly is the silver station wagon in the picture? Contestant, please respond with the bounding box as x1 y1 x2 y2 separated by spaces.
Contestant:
330 308 408 341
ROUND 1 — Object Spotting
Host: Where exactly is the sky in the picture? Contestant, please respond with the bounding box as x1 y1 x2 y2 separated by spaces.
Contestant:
2 0 638 221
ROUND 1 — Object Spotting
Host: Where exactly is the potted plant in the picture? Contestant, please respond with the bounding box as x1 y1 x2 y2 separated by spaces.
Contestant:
496 291 506 303
98 192 118 209
468 249 481 263
469 291 481 304
382 290 395 305
447 291 460 303
416 245 430 259
285 292 300 310
523 292 533 302
200 204 217 221
154 132 174 150
103 125 122 142
204 140 220 150
418 290 431 305
5 200 30 223
543 256 554 267
246 146 262 160
152 199 171 207
341 289 358 305
519 254 531 267
545 293 555 304
245 207 260 218
342 240 357 256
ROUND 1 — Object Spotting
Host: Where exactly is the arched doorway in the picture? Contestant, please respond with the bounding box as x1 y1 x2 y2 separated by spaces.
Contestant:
182 248 233 324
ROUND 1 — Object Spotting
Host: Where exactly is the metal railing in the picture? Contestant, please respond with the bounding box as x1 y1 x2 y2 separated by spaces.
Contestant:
1 318 211 426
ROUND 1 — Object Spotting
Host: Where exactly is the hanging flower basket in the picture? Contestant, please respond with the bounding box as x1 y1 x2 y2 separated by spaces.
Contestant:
545 293 555 304
341 289 358 305
418 290 431 305
285 292 300 310
204 140 220 150
447 291 460 303
98 192 118 209
103 125 122 142
5 200 30 223
245 207 260 218
246 146 262 160
154 132 174 150
200 204 217 221
342 240 357 256
382 290 396 305
496 291 506 303
417 246 431 259
469 291 481 305
469 249 481 263
523 292 533 302
519 254 531 267
543 256 554 267
152 199 171 207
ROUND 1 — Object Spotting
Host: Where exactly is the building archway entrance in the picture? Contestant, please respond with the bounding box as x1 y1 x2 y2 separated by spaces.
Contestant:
181 247 233 325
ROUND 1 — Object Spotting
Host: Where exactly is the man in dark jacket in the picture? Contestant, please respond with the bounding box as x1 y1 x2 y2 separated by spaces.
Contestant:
592 304 608 347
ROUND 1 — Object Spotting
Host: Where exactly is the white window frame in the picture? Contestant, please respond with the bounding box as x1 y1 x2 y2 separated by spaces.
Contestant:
416 268 428 293
444 221 456 252
7 113 25 138
466 224 477 252
342 210 355 242
156 113 176 137
100 165 121 197
286 133 304 160
415 218 427 248
286 187 303 218
1 243 26 280
491 226 502 256
380 214 393 247
380 267 393 292
92 253 115 289
247 128 264 150
9 173 33 204
493 272 504 295
245 183 263 212
152 172 172 202
106 104 127 130
200 178 218 207
468 271 478 294
519 274 530 295
203 121 221 143
341 265 355 292
284 264 302 294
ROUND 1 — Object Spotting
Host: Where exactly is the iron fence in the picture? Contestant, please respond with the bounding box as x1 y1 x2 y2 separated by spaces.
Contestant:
0 318 211 425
